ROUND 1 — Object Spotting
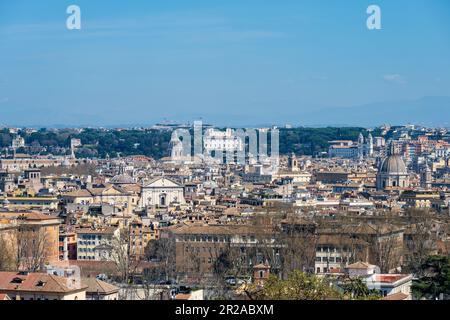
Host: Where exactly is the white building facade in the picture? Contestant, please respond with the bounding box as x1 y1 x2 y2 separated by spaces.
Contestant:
141 177 185 208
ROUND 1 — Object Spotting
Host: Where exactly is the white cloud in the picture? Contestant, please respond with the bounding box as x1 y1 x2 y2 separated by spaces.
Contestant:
383 74 406 84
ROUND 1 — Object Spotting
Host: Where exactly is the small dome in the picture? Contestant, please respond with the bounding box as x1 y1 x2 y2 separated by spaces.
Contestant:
379 155 407 175
110 174 134 184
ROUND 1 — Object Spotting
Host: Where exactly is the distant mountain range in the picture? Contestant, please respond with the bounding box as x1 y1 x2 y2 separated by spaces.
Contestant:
297 96 450 128
1 96 449 128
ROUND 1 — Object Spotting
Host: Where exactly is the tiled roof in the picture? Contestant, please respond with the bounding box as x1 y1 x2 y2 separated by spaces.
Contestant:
0 211 59 222
382 292 409 300
346 262 375 269
372 274 410 284
0 293 11 300
317 235 369 246
62 189 92 197
81 278 119 295
171 224 273 236
0 272 87 294
76 226 117 235
175 293 191 300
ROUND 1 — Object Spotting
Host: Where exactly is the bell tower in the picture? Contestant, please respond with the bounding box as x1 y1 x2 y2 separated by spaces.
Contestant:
288 152 299 172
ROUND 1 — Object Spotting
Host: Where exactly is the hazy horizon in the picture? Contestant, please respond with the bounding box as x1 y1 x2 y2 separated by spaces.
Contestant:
1 1 449 127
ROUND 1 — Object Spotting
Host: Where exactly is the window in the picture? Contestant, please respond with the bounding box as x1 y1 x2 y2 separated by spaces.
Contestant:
36 281 46 287
11 277 24 284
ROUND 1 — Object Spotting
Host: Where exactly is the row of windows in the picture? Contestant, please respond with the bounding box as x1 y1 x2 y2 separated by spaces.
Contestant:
181 235 258 243
182 235 229 243
78 240 99 246
81 235 103 240
185 246 212 253
315 257 342 263
184 256 213 264
317 246 355 253
9 201 53 206
78 256 95 260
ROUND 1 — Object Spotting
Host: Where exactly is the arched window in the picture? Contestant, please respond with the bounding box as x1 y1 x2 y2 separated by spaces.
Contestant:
159 194 166 206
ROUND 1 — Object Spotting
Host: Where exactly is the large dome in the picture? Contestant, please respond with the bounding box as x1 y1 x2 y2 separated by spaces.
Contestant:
379 155 407 175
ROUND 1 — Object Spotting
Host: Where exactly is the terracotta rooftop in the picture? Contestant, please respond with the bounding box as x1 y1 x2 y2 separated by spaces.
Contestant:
76 226 117 235
0 272 87 294
317 235 369 246
0 211 59 222
382 292 409 300
175 293 192 300
0 293 11 300
171 224 273 236
81 278 119 295
346 262 375 269
372 274 410 284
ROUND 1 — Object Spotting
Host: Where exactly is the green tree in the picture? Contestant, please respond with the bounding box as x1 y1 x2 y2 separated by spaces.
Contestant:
248 270 342 300
340 277 381 300
412 255 450 300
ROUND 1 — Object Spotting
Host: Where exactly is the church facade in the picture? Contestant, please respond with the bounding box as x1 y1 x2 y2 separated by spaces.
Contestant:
141 177 185 208
358 133 374 159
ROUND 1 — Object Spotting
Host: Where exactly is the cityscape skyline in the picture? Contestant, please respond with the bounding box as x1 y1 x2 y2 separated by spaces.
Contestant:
2 0 450 308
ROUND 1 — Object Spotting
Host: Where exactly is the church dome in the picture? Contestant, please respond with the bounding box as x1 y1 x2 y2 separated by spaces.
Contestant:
110 174 134 184
379 155 407 175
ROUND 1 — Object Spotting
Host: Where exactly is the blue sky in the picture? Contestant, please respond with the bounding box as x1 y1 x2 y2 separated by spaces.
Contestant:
0 0 449 126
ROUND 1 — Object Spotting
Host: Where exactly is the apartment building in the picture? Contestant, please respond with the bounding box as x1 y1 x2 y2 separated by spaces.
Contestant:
76 227 119 261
